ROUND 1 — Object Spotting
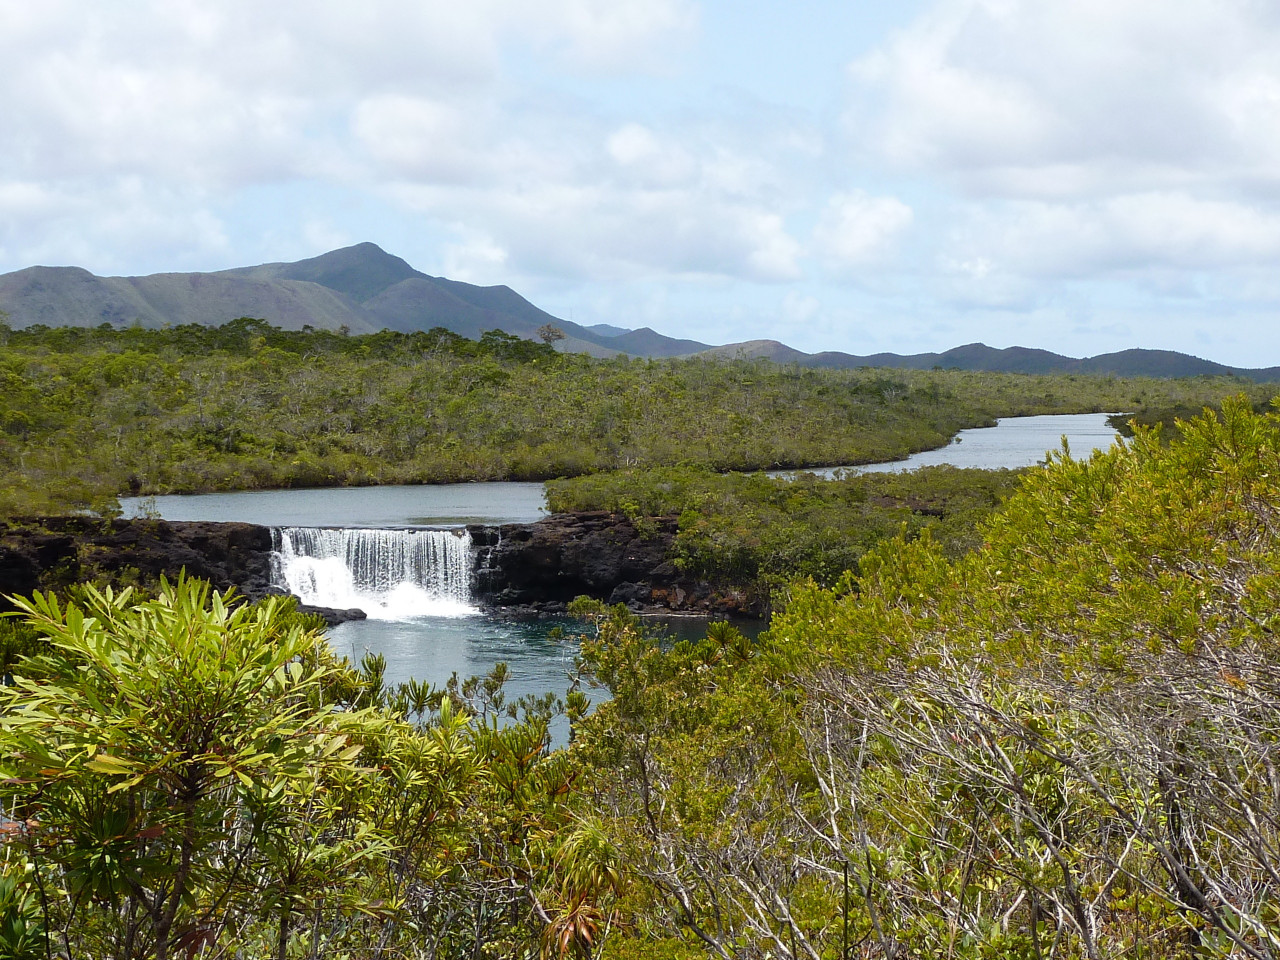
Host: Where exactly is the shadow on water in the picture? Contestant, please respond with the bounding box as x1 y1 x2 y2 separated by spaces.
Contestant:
329 612 764 746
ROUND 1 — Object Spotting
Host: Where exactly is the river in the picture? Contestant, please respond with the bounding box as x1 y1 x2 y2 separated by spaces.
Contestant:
121 412 1121 741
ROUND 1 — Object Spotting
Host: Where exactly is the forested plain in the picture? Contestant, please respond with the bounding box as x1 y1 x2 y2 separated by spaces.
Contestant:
0 318 1269 518
5 321 1280 958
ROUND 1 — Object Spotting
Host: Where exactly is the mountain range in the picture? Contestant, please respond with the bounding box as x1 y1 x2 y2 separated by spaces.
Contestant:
1 242 1275 380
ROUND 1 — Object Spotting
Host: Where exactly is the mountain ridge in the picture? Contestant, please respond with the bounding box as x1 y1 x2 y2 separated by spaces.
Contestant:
1 243 1276 380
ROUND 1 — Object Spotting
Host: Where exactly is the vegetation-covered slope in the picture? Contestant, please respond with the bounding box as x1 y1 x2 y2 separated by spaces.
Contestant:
571 396 1280 957
1 318 1271 518
548 464 1027 611
6 399 1280 958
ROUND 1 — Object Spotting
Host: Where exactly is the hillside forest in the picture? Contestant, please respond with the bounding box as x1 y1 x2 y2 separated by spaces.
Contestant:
4 321 1280 957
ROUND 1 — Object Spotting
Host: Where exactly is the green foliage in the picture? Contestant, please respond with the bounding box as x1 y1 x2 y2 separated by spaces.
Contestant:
0 576 391 957
0 865 44 960
567 395 1280 958
2 319 1264 517
0 576 619 959
549 463 1025 608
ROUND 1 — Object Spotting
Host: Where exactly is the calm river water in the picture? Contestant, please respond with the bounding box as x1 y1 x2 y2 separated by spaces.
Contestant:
122 412 1121 740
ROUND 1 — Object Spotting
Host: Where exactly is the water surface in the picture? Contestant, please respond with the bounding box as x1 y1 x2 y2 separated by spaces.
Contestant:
122 481 546 527
120 412 1124 741
772 412 1121 478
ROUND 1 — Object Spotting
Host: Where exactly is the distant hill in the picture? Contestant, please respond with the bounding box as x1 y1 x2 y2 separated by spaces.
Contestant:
2 244 1276 379
584 322 632 338
0 264 382 333
0 242 697 356
606 327 715 358
697 339 812 364
788 341 1279 380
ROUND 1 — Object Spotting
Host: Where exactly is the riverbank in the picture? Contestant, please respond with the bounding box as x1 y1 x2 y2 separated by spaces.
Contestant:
9 318 1220 520
0 516 275 609
4 414 1131 620
470 512 755 616
0 512 745 620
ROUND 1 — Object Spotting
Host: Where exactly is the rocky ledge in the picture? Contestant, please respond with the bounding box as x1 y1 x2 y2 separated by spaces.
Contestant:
0 517 369 625
468 511 757 616
1 512 759 622
0 516 277 610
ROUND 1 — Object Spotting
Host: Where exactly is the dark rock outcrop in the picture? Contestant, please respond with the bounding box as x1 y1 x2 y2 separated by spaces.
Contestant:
296 603 368 626
0 512 759 620
0 517 275 609
469 512 756 616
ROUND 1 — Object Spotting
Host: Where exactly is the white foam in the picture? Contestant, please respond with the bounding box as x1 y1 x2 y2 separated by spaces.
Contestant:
272 527 478 621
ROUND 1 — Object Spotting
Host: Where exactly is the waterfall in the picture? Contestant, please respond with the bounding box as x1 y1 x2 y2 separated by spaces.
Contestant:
271 527 476 620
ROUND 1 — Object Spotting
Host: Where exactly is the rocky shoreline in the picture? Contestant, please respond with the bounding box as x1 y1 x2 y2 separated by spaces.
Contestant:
0 512 758 620
468 512 755 616
0 516 277 608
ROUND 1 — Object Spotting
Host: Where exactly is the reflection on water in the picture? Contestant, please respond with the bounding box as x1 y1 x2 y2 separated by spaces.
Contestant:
329 613 758 744
771 412 1122 478
120 412 1123 743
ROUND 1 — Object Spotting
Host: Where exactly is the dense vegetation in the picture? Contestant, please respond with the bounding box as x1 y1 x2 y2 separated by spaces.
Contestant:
0 579 608 959
7 315 1280 956
566 396 1280 957
6 398 1280 957
2 318 1272 518
548 464 1025 610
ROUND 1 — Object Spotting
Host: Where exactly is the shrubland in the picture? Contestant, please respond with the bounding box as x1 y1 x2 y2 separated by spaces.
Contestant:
0 577 610 959
567 396 1280 957
548 464 1025 611
5 398 1280 957
7 313 1280 957
1 318 1271 517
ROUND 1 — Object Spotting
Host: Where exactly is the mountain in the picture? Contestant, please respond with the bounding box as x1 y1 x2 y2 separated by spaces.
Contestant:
697 339 812 364
785 342 1279 380
2 244 1277 379
606 327 714 358
0 242 693 355
584 323 632 337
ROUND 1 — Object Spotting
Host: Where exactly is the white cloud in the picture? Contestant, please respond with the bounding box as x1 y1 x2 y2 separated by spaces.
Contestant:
0 0 797 284
813 190 913 270
370 113 808 284
607 124 698 186
442 234 510 284
0 0 696 191
844 0 1280 312
353 96 493 184
946 192 1280 282
0 177 229 273
781 291 820 323
526 0 699 70
391 177 802 283
851 0 1280 195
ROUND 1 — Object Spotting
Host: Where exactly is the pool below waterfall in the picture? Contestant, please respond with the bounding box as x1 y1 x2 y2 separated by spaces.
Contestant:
120 412 1124 743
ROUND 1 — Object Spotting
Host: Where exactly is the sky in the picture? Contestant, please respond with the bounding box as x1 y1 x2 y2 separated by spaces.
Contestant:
3 0 1280 366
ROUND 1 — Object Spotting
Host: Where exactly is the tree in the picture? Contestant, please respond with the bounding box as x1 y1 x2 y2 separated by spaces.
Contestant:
0 577 388 959
538 323 567 346
570 397 1280 958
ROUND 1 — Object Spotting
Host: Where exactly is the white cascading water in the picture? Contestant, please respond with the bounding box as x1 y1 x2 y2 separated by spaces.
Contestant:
271 527 477 620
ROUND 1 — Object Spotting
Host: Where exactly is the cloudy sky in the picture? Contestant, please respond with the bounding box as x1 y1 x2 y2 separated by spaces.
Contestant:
3 0 1280 365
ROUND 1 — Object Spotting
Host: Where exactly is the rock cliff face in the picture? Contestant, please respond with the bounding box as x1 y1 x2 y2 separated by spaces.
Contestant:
0 512 758 619
0 517 275 610
469 512 755 615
